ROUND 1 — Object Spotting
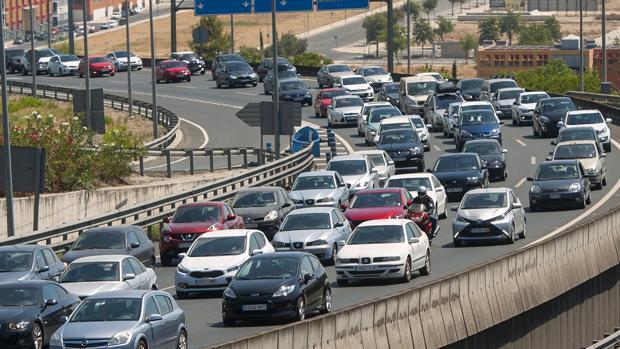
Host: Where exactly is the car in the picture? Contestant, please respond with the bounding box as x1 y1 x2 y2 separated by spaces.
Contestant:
314 88 349 118
407 115 432 150
399 76 437 115
364 106 402 145
327 95 364 128
99 19 119 30
20 49 55 75
256 56 296 82
131 6 144 14
442 101 463 137
175 229 274 298
287 171 350 209
456 78 485 101
357 101 392 137
551 126 600 147
385 173 447 218
5 48 25 73
451 188 526 247
429 153 489 196
491 87 524 119
342 188 414 228
263 69 299 95
462 139 507 181
414 72 445 82
211 53 246 77
480 78 519 102
333 74 374 101
454 109 503 151
170 51 205 75
278 80 313 106
62 225 156 266
106 51 143 71
160 201 245 266
326 154 380 196
528 160 591 211
423 92 464 130
12 37 23 44
221 252 331 325
456 101 497 116
0 281 80 349
374 115 417 144
78 55 115 77
0 245 65 283
317 63 353 88
47 54 80 76
58 255 157 300
155 59 191 83
558 109 613 152
356 66 393 92
335 219 430 286
214 60 257 88
231 187 294 240
50 290 187 349
511 91 550 126
354 150 395 186
378 82 400 106
376 128 425 172
532 97 577 137
549 140 607 189
272 207 352 265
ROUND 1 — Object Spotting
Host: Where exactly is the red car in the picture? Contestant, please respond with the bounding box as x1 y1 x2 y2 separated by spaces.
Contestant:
314 88 349 117
342 188 413 228
78 55 115 77
156 59 191 83
159 201 245 266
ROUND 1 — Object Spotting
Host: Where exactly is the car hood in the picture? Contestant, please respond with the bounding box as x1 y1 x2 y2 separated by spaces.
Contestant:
329 72 352 78
497 99 516 107
180 254 248 271
58 321 137 340
344 207 404 221
365 75 392 83
376 142 421 151
344 84 370 91
434 169 481 182
460 124 500 133
60 281 125 298
458 207 507 221
339 243 407 258
62 249 129 263
534 179 580 191
520 103 537 110
341 174 370 186
0 271 32 282
334 106 362 114
38 57 52 63
289 189 339 201
62 61 80 67
229 277 295 296
233 206 278 219
410 94 431 103
542 110 569 121
274 229 333 244
578 158 600 170
166 222 218 233
0 306 38 322
229 69 255 76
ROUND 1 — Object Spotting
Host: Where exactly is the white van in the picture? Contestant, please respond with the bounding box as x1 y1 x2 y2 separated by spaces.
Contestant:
399 76 437 115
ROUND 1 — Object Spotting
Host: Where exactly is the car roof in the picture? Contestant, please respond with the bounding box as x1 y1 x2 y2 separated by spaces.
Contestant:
520 91 548 96
497 87 524 93
237 186 280 193
566 109 601 115
540 159 580 166
355 188 404 195
287 207 335 215
371 106 398 113
0 280 55 287
178 201 223 208
298 171 336 177
327 63 350 67
465 188 510 195
254 252 307 259
389 173 434 180
359 65 382 70
0 244 40 252
559 126 595 132
84 226 137 233
329 154 367 161
401 75 436 82
195 229 256 238
463 139 501 146
488 78 517 83
333 95 362 101
71 255 130 263
88 289 158 299
172 51 196 55
437 152 478 159
355 150 387 156
460 78 485 82
461 101 492 107
380 116 413 124
364 101 391 106
555 140 598 146
357 219 407 227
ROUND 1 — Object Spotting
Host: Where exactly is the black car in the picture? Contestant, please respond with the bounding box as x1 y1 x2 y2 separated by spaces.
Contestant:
528 160 591 211
278 80 312 106
256 57 296 82
532 97 577 137
211 53 246 78
375 128 425 172
61 225 156 266
551 126 601 149
461 139 507 181
0 245 65 283
170 51 205 75
456 78 485 101
214 61 258 88
221 252 331 325
378 82 400 106
429 153 489 197
0 281 80 349
5 48 25 73
232 187 295 240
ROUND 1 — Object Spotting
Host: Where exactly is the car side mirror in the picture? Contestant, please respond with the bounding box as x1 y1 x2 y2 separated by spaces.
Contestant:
548 151 554 155
178 252 187 259
407 199 413 206
282 202 291 208
526 177 534 181
545 156 552 161
123 273 136 281
334 221 344 228
251 249 263 256
426 124 433 129
130 242 140 249
44 299 58 307
513 101 519 105
557 121 565 127
426 169 433 173
285 185 292 191
606 118 612 124
388 160 394 165
481 161 487 169
163 217 171 224
337 183 346 188
333 83 341 88
450 206 459 212
38 266 50 273
513 203 522 209
60 316 69 323
64 245 72 252
499 121 504 125
146 314 163 323
371 168 378 174
227 214 237 221
502 149 508 154
340 202 348 211
550 141 556 145
409 238 420 244
303 274 313 283
601 153 607 158
495 111 501 116
338 240 346 247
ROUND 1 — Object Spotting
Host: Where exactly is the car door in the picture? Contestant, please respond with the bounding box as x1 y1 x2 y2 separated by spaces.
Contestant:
300 256 321 309
279 188 294 217
509 191 525 233
48 56 58 73
155 295 178 347
128 257 150 289
383 153 395 177
334 173 348 203
330 209 346 241
431 175 446 215
121 258 140 290
252 232 272 253
41 248 63 281
144 296 165 349
41 284 65 342
33 249 50 280
128 230 148 264
405 223 424 269
309 255 327 300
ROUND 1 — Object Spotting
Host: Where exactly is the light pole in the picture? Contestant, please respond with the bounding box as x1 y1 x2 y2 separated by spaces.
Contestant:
579 0 584 91
28 0 36 97
271 0 279 159
68 0 74 53
406 0 411 74
47 0 51 48
125 0 133 117
149 0 158 138
230 15 234 53
83 0 91 131
601 0 607 88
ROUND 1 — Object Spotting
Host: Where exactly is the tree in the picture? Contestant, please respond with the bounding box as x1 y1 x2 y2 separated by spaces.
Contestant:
452 60 457 80
405 0 423 21
434 16 454 41
414 19 434 55
478 17 500 43
190 16 231 61
512 59 600 94
239 46 262 64
264 32 308 58
379 23 407 64
499 10 521 45
259 29 264 52
362 13 387 57
518 24 553 45
291 52 333 67
460 33 478 64
544 16 562 41
422 0 438 20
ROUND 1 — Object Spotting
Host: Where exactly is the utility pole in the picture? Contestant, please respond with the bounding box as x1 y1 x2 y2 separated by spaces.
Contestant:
28 0 36 97
387 0 394 73
271 0 279 159
406 0 411 74
83 0 91 130
171 0 177 53
601 0 607 87
149 0 158 138
125 0 133 117
579 0 584 91
68 0 74 54
230 15 234 53
47 0 51 48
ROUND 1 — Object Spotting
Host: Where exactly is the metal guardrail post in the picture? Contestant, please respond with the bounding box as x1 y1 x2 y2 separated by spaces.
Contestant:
139 156 145 176
164 150 172 178
208 150 214 172
186 150 195 175
242 149 248 169
226 149 232 170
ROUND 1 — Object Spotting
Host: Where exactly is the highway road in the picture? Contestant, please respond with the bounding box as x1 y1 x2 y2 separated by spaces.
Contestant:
13 68 620 348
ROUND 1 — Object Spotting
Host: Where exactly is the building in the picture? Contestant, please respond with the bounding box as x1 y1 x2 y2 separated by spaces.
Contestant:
72 0 143 22
593 47 620 90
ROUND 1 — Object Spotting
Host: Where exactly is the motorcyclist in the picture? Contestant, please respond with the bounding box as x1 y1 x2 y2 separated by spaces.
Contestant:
411 186 437 236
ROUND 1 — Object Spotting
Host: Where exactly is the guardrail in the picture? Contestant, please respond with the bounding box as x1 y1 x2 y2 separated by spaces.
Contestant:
5 80 179 149
586 328 620 349
566 91 620 108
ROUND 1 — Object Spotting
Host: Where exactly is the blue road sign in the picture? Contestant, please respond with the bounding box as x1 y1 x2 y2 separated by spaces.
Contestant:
195 0 252 15
254 0 313 13
316 0 369 11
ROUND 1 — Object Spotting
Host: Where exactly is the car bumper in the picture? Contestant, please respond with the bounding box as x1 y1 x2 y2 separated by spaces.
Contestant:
389 154 424 170
332 116 359 126
516 112 534 122
350 91 374 101
453 221 512 242
175 270 234 293
0 329 34 349
336 263 406 280
222 294 300 321
497 109 512 118
229 77 257 86
585 173 602 184
530 191 584 207
487 165 505 179
538 120 562 134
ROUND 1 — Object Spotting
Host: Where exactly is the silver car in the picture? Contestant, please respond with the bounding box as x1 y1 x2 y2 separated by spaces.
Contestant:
326 155 380 196
357 101 392 136
492 88 524 119
288 171 349 209
272 207 353 265
50 290 187 349
442 102 463 137
354 150 395 186
451 188 526 247
364 106 402 145
328 95 364 128
263 69 299 95
356 66 393 92
59 255 157 300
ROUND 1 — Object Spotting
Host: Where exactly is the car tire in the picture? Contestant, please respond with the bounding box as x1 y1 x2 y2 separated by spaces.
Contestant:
252 82 257 87
22 66 28 76
586 194 591 205
519 220 527 239
320 288 332 314
48 68 53 76
417 162 424 173
222 318 236 327
110 72 115 77
337 279 348 287
176 291 189 299
508 225 516 244
31 322 43 349
419 250 431 276
439 204 447 219
533 125 539 137
327 244 337 266
453 239 463 247
401 257 412 283
603 175 607 186
150 255 156 267
187 76 191 82
604 143 612 153
161 254 173 267
176 330 188 349
295 297 306 321
215 80 220 88
137 339 148 349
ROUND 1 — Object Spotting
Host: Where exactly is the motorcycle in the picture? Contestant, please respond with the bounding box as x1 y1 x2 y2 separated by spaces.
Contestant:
408 203 439 242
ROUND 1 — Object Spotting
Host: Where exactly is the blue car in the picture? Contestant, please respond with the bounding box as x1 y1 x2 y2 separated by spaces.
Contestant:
375 128 425 172
454 109 503 151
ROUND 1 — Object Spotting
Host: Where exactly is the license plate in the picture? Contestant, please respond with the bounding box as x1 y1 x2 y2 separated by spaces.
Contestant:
242 304 267 311
245 223 258 228
471 228 490 233
549 194 561 199
196 279 216 285
446 188 463 193
393 157 406 161
354 265 376 271
178 243 192 248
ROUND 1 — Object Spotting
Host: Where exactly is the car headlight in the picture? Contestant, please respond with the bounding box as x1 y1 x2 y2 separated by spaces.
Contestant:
530 184 542 193
316 196 334 203
264 210 279 222
307 239 328 246
223 287 237 299
229 75 238 79
226 265 240 274
305 91 311 97
249 73 256 78
411 146 422 154
466 176 480 183
7 321 30 330
50 331 63 346
273 284 296 297
108 331 132 346
460 130 472 137
569 183 582 192
177 264 189 274
374 256 400 262
490 128 500 135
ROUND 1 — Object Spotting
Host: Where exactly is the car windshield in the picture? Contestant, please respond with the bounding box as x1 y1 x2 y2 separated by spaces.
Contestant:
36 49 54 58
434 156 478 171
179 53 198 60
328 160 367 175
293 176 335 190
73 231 125 250
60 262 120 282
280 81 306 91
460 110 497 125
541 99 576 113
237 257 298 280
521 93 548 104
462 104 493 113
386 177 431 191
460 79 484 90
233 192 277 208
173 205 220 222
461 193 507 209
370 108 400 123
566 112 605 125
89 57 107 63
328 65 351 73
0 251 33 272
490 80 518 92
410 118 425 128
382 123 412 132
348 225 404 244
407 81 436 95
498 89 523 100
366 154 386 166
281 213 331 231
335 97 363 108
343 77 367 85
535 164 580 180
437 95 463 109
60 55 78 62
0 287 40 306
71 298 142 322
463 143 500 155
558 130 596 142
384 83 399 93
554 144 597 159
322 90 347 99
379 130 419 144
188 237 246 257
226 62 249 71
276 70 297 79
351 192 402 208
222 54 243 62
167 61 186 68
362 67 386 75
114 51 129 58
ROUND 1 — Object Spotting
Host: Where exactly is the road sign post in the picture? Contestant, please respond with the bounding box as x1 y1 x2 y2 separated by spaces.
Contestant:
192 26 209 57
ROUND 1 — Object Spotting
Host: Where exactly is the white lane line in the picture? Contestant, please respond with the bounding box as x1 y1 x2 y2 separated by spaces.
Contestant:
236 92 257 96
530 156 536 165
515 177 527 188
176 86 197 89
433 144 442 152
516 139 527 147
160 285 175 292
144 117 210 170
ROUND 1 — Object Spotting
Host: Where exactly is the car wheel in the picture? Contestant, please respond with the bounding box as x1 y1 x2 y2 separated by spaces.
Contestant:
508 225 516 244
223 318 236 326
519 219 527 239
150 255 156 267
320 288 332 314
31 322 43 349
401 257 412 283
216 80 220 88
420 250 431 276
176 291 189 299
328 244 337 266
252 82 257 87
137 339 147 349
529 201 537 212
586 193 591 205
161 254 173 267
603 175 607 186
48 68 53 76
533 125 539 137
187 76 191 82
417 162 424 173
439 204 447 219
604 143 612 153
295 297 306 321
176 330 188 349
337 279 348 287
453 239 463 247
22 66 28 76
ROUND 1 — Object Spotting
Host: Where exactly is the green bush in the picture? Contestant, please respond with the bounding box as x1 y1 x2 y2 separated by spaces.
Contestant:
504 59 601 94
239 46 263 64
292 52 333 67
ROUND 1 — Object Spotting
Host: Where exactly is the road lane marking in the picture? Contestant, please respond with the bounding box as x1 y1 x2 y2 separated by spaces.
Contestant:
515 177 527 188
144 117 209 170
433 144 442 152
160 285 175 291
236 92 257 96
516 139 527 147
530 156 536 165
176 86 197 89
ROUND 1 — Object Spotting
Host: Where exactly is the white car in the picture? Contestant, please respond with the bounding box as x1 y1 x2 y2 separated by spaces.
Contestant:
457 101 498 117
327 95 364 128
335 219 430 286
559 109 613 152
356 66 393 92
354 150 395 186
334 74 374 101
58 255 157 300
175 229 274 298
407 115 431 150
358 101 392 136
47 54 80 76
511 91 549 126
492 87 524 119
326 154 380 196
414 72 445 82
550 140 608 189
384 173 447 218
288 171 350 209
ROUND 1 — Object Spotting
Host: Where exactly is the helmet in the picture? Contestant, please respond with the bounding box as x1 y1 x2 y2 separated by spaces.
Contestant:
418 186 427 196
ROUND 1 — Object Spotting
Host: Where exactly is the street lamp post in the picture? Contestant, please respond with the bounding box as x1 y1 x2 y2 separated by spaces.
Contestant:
28 0 36 97
579 0 584 92
271 0 279 159
149 0 158 138
125 0 133 117
83 0 92 130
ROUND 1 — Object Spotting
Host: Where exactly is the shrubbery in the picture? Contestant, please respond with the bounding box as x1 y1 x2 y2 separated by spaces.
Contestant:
510 59 600 95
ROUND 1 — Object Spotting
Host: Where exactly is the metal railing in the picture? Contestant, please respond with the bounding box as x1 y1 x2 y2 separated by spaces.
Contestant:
586 328 620 349
567 91 620 108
